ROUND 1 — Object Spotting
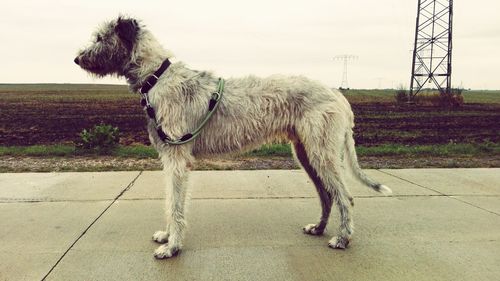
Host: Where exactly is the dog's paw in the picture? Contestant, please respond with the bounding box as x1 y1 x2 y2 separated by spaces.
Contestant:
328 236 350 249
152 231 169 244
303 224 325 235
154 244 180 259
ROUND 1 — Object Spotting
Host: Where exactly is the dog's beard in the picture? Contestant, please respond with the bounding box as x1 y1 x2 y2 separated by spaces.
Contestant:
78 55 122 77
81 64 110 77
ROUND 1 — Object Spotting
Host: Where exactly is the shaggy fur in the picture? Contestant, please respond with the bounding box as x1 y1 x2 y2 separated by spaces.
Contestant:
75 16 392 259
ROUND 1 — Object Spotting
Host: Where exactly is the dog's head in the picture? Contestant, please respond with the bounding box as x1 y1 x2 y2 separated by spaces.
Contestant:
74 16 141 77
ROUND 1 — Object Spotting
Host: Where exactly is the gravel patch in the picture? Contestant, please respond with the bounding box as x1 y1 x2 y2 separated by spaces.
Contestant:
1 155 498 173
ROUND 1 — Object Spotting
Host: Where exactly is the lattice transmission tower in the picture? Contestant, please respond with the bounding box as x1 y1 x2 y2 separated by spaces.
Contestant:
410 0 453 98
334 55 358 89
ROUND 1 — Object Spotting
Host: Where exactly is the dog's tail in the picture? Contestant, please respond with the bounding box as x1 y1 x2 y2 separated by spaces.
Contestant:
344 129 392 195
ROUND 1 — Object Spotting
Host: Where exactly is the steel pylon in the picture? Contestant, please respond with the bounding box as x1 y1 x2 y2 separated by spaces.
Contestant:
410 0 453 98
334 55 358 89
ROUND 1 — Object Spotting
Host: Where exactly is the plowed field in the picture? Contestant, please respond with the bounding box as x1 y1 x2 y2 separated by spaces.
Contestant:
1 84 499 147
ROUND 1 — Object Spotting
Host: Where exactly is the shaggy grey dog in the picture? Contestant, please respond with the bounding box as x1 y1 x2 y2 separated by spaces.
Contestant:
75 16 391 259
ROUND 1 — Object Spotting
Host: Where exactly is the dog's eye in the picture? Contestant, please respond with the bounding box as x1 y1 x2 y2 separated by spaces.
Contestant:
96 35 102 42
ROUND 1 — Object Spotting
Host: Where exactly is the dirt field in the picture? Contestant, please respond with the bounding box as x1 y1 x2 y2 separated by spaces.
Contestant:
352 103 499 146
1 84 499 147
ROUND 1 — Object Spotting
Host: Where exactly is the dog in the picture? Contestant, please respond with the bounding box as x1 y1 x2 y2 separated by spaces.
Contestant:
75 16 392 259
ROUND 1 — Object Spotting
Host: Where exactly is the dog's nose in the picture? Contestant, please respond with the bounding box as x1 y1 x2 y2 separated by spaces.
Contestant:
74 57 80 65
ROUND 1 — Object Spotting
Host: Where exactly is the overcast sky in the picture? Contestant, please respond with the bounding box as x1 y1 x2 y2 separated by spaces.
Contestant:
1 0 499 89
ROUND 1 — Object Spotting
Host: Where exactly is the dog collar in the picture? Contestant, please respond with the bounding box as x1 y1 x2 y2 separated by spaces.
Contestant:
140 59 171 95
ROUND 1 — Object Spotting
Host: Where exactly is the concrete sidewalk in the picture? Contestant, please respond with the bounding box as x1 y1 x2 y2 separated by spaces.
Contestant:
0 169 499 281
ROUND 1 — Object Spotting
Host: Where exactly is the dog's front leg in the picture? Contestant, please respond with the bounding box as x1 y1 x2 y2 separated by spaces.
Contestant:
153 155 190 259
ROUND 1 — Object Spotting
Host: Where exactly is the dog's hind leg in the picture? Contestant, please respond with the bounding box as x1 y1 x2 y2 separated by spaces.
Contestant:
153 151 192 259
292 136 333 236
293 120 354 248
306 148 354 248
309 136 354 249
325 171 354 249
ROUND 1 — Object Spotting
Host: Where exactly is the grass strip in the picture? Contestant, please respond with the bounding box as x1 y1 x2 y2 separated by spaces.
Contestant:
0 145 158 158
355 142 499 156
0 145 76 157
244 143 293 157
113 145 158 158
0 142 498 158
244 142 500 157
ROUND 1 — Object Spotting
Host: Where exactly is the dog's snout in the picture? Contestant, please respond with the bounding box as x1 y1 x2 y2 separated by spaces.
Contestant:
74 57 80 65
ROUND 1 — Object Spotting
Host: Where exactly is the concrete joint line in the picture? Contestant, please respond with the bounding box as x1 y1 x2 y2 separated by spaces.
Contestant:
40 171 143 281
376 169 500 217
375 169 446 195
114 194 492 202
0 198 110 203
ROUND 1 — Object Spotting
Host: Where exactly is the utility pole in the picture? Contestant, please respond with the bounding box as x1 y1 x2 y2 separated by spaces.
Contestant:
376 77 383 89
409 0 453 99
333 55 358 90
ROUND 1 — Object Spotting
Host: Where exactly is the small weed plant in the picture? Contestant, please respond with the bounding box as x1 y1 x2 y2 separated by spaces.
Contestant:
394 86 409 105
76 123 120 154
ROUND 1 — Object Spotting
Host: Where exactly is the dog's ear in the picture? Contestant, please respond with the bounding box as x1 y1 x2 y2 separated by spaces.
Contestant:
115 17 139 51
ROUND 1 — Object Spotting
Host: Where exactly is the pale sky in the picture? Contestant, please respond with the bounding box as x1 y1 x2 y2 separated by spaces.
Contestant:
1 0 499 89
